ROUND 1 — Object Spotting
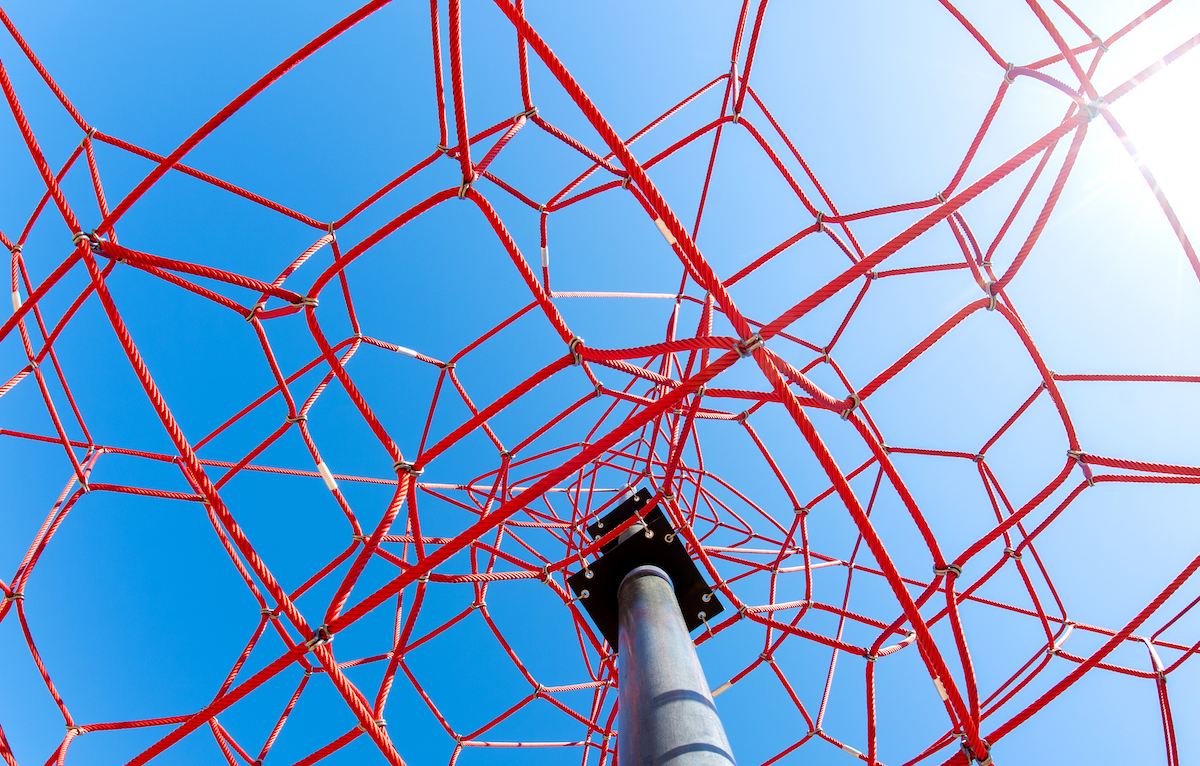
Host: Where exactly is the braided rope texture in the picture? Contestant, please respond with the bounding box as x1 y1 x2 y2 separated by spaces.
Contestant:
1 1 1198 765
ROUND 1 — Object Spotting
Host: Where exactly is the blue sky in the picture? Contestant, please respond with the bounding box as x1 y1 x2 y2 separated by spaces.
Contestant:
2 1 1199 765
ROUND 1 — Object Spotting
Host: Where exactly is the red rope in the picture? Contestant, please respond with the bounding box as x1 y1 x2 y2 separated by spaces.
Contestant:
1 2 1198 765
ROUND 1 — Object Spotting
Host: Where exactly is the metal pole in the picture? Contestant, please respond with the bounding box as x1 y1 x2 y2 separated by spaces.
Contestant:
617 565 735 765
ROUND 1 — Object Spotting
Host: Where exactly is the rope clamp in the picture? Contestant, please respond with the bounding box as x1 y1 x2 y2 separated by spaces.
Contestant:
1082 98 1106 121
458 178 472 199
814 211 825 232
394 460 424 476
245 303 264 322
1092 34 1109 52
840 393 861 420
961 738 992 766
736 333 763 358
294 296 319 308
984 281 998 310
3 591 23 602
8 243 21 255
71 231 102 252
304 625 334 649
1004 62 1016 84
285 413 307 424
621 175 631 189
1004 547 1022 560
936 192 947 204
568 336 585 365
934 563 963 577
66 725 82 736
440 361 456 370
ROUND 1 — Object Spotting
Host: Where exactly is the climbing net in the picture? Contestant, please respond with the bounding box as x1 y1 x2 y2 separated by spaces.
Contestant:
2 1 1198 764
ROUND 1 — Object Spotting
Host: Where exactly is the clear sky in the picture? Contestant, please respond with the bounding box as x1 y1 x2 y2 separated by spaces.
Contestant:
1 1 1199 766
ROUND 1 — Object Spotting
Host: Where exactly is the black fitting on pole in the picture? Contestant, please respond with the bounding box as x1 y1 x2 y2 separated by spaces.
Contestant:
567 490 732 764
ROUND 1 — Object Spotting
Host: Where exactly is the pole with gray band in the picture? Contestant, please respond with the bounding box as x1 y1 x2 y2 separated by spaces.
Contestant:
617 565 735 765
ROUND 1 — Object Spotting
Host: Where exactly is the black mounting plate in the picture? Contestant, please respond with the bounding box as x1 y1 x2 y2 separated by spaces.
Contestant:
568 490 724 647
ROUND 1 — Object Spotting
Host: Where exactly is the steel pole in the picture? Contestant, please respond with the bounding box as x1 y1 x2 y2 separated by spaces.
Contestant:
617 565 735 765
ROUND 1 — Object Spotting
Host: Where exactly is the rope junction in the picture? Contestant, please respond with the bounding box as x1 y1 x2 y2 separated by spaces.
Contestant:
1 2 1198 765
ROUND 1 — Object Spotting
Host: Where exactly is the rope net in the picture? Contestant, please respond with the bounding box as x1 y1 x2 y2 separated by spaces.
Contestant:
1 1 1198 764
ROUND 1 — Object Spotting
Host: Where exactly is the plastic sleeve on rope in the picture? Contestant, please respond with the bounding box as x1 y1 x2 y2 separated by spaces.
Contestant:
540 246 549 268
841 744 863 757
933 676 949 701
395 345 419 359
11 291 20 312
653 217 677 246
316 461 338 491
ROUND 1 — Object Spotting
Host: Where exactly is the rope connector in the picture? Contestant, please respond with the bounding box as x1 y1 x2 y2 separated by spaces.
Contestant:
394 460 424 477
294 296 319 308
840 393 861 420
621 175 631 189
244 303 264 322
440 361 456 370
66 725 83 736
736 333 764 358
961 738 992 766
260 606 275 616
984 281 998 310
3 591 23 602
522 105 539 118
934 563 963 578
1082 98 1106 121
8 243 21 255
1091 34 1109 52
304 625 334 650
759 652 773 663
568 336 585 365
1004 62 1016 84
71 230 101 252
814 211 825 232
936 192 947 204
1004 547 1022 560
285 413 307 424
